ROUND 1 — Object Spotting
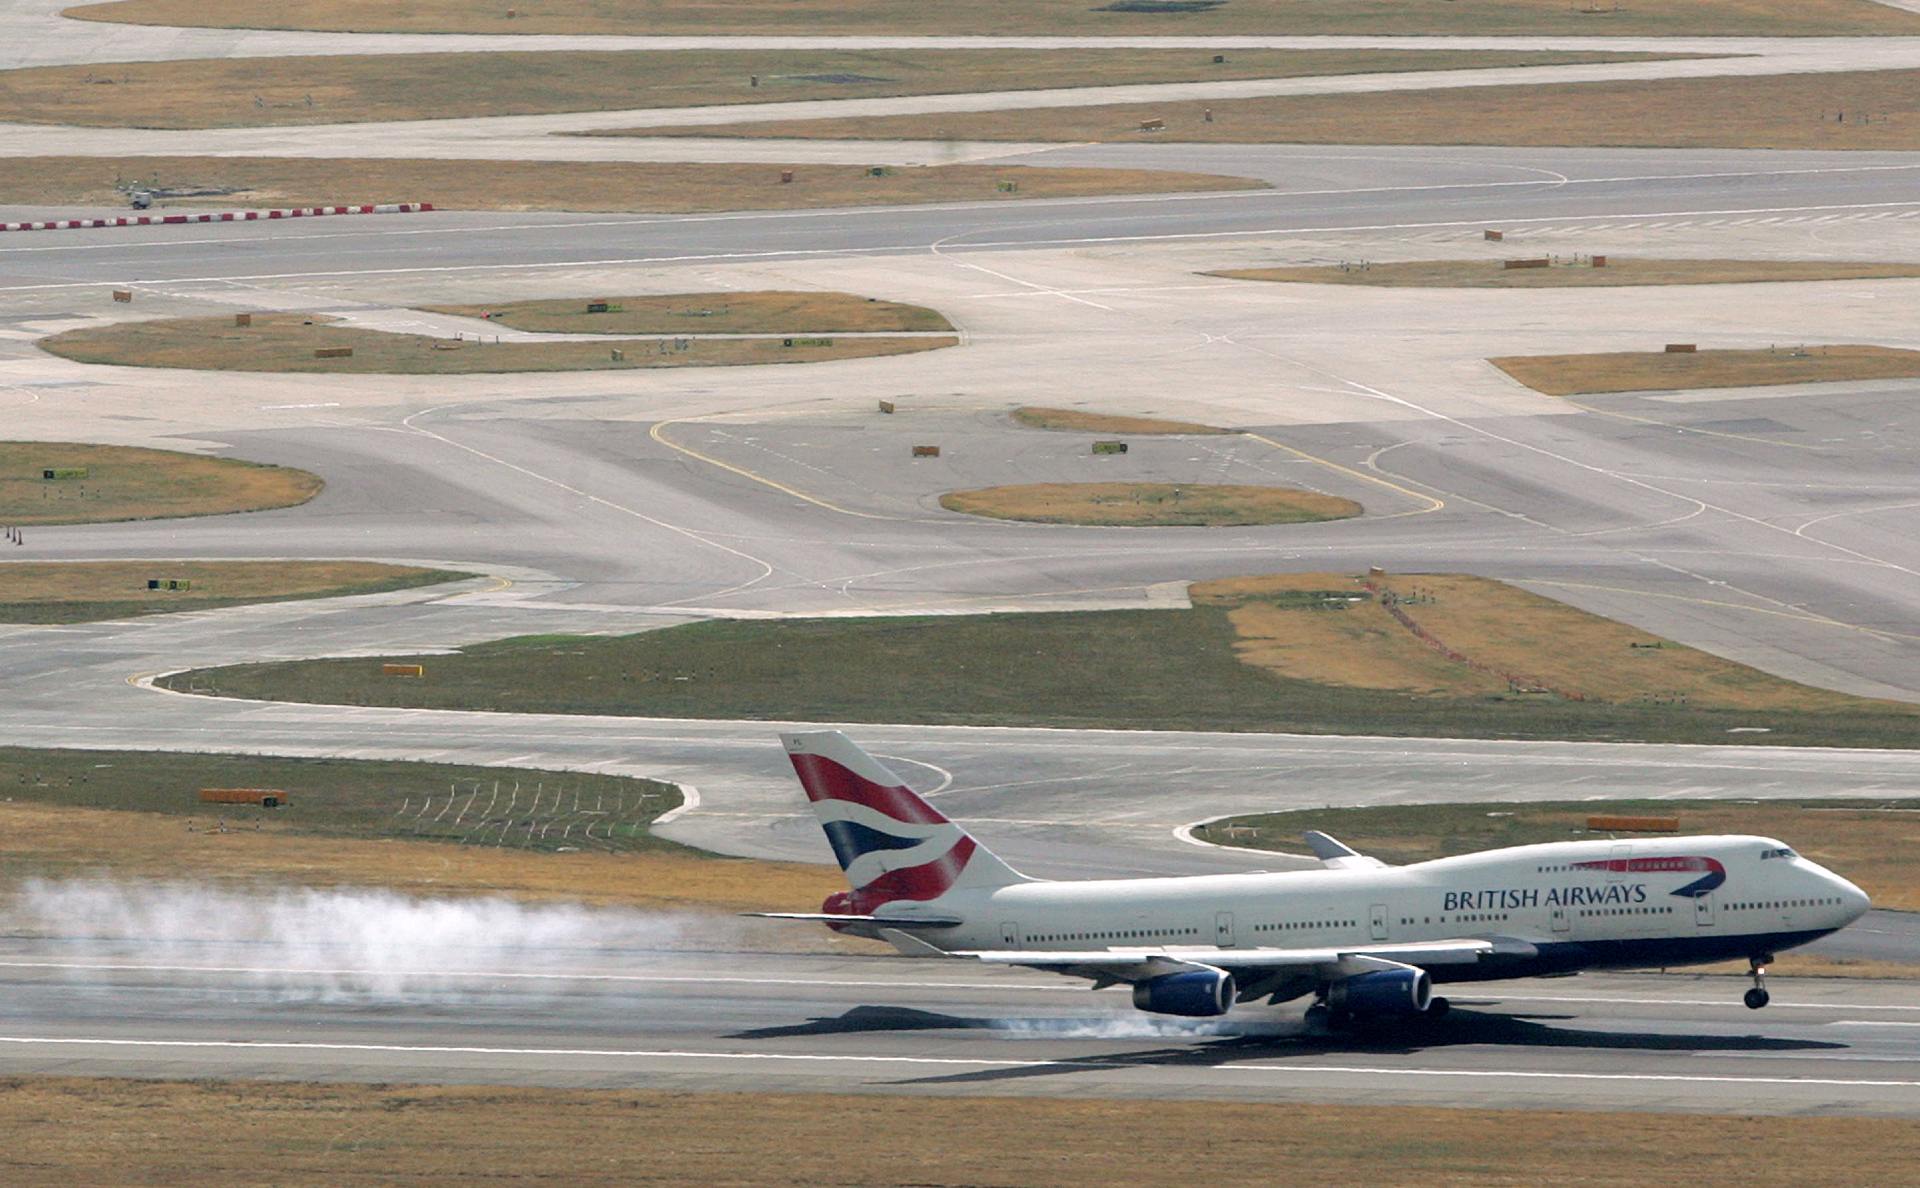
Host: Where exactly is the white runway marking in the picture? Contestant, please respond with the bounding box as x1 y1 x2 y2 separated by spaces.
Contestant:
3 1035 1919 1091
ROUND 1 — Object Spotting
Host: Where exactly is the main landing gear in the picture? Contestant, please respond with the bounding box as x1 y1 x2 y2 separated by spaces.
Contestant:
1744 954 1773 1010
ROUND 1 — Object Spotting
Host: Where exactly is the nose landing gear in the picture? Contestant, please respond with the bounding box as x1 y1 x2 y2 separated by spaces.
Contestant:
1743 954 1773 1010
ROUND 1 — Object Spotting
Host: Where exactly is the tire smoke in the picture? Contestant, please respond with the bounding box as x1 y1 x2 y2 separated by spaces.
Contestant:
10 878 706 1003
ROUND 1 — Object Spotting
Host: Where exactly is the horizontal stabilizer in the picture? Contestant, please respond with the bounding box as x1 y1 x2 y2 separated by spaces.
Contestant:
1304 830 1389 870
745 911 963 928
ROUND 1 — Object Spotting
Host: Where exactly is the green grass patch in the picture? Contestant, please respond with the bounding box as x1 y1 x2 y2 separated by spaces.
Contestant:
1208 259 1920 289
0 746 682 855
1490 344 1920 396
421 291 951 335
0 49 1697 129
939 482 1361 526
0 441 322 526
0 561 473 623
156 610 1920 748
64 0 1920 38
38 313 954 374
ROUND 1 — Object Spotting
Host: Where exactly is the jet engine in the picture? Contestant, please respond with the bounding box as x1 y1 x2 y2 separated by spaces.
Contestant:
1328 967 1432 1017
1132 968 1237 1017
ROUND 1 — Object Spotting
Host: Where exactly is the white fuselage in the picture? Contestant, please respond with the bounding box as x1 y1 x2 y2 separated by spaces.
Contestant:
917 834 1868 978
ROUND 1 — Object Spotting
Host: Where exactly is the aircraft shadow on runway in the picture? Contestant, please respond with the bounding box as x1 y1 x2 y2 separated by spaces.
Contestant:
732 1004 1847 1087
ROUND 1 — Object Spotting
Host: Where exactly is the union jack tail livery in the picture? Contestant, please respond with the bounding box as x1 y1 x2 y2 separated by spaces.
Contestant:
782 731 1031 918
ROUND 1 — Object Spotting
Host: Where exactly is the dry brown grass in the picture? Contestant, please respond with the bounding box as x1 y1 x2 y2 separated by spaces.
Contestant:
0 49 1689 129
940 483 1361 527
63 0 1920 37
0 157 1266 213
0 800 843 913
38 312 955 374
1210 259 1920 289
623 67 1920 151
422 290 951 335
8 1077 1920 1186
1012 406 1230 434
1491 344 1920 396
0 441 320 526
1191 572 1905 713
0 560 468 623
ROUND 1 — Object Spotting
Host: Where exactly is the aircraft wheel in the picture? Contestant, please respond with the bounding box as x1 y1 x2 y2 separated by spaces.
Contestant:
1744 987 1770 1010
1425 996 1451 1021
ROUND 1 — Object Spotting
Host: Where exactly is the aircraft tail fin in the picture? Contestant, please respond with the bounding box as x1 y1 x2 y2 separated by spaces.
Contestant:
780 731 1032 913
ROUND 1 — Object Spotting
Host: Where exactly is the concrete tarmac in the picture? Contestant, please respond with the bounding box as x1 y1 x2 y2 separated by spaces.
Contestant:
2 935 1917 1115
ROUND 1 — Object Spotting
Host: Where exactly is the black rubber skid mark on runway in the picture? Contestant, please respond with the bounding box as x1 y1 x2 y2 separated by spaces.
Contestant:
732 1005 985 1038
889 1009 1848 1087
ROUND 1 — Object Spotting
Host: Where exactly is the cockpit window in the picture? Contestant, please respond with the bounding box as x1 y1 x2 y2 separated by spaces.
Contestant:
1760 847 1797 860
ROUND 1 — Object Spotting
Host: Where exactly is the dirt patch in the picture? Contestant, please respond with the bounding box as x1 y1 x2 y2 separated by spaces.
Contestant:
939 483 1361 526
0 560 471 623
1194 571 1884 711
0 441 321 526
423 291 951 335
1489 344 1920 396
1199 797 1920 913
62 0 1920 36
0 49 1694 129
0 157 1266 213
1013 406 1230 434
1210 259 1920 288
615 67 1920 151
37 312 955 374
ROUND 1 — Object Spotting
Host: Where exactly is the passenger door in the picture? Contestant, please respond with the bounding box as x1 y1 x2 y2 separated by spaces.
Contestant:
1215 911 1236 948
1369 903 1389 942
1694 891 1717 929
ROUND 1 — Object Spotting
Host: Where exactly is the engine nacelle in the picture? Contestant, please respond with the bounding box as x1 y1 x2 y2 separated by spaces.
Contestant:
1132 969 1236 1017
1329 968 1432 1017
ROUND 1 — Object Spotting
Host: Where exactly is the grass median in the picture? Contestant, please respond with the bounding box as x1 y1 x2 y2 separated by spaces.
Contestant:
1210 259 1920 289
1491 344 1920 396
154 572 1920 749
38 312 956 374
0 158 1267 213
0 441 321 526
63 0 1920 37
0 48 1692 129
1013 407 1229 434
617 67 1920 151
423 291 950 335
0 560 472 623
8 1078 1916 1188
940 483 1361 527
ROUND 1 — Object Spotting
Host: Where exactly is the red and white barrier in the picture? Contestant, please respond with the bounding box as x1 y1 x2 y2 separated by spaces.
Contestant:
0 202 434 233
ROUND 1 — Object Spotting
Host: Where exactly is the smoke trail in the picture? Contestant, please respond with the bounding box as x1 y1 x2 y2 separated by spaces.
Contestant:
990 1014 1307 1040
9 878 707 1003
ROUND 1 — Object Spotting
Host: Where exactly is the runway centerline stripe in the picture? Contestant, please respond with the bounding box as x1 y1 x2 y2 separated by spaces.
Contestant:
4 1036 1919 1090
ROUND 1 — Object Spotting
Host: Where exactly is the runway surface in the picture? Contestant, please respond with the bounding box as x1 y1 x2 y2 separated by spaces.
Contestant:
3 931 1918 1115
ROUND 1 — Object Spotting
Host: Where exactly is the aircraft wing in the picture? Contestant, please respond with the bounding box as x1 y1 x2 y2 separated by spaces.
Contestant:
958 936 1536 977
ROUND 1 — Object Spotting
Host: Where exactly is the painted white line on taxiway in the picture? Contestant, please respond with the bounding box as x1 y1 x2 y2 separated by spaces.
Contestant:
3 1035 1919 1090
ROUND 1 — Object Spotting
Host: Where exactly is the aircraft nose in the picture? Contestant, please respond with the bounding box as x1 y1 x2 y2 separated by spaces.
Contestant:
1830 870 1872 922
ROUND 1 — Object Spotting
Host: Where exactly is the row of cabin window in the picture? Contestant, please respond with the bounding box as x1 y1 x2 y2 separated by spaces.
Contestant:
1577 906 1674 917
1254 920 1356 933
1728 897 1844 911
1031 927 1201 944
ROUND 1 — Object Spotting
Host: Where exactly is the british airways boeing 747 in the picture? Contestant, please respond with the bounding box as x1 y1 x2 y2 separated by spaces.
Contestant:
758 731 1871 1029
